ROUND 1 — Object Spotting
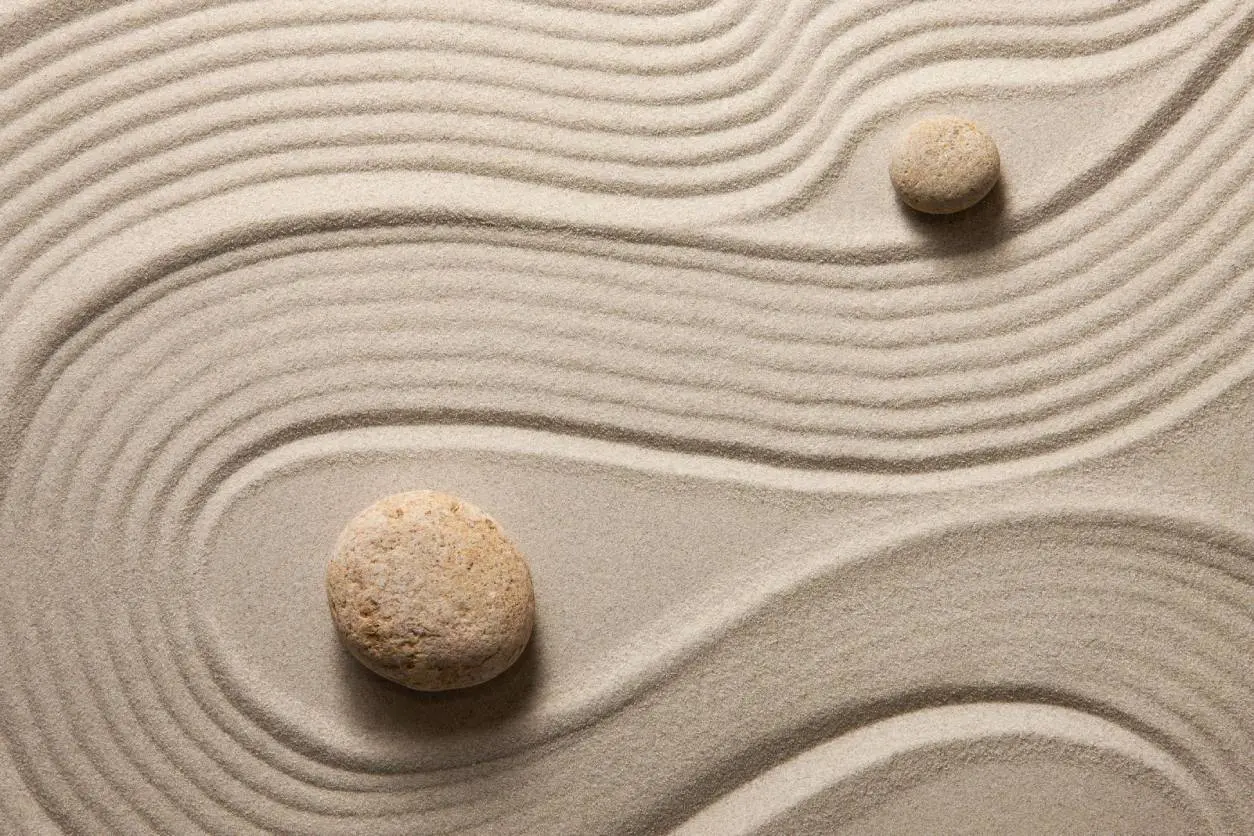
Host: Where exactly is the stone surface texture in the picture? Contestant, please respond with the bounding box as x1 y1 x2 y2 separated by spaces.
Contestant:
889 116 1000 214
326 490 535 691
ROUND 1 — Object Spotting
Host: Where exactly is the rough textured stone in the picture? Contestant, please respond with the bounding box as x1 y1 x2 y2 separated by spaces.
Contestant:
326 490 535 691
889 116 1000 214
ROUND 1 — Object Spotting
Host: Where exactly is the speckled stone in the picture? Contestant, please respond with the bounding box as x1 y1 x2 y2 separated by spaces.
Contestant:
326 490 535 691
889 116 1000 214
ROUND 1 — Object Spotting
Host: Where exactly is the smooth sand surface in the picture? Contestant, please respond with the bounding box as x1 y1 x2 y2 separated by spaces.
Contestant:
0 0 1251 833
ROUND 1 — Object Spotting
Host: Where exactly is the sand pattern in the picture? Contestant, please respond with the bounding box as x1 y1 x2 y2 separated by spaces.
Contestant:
0 0 1251 832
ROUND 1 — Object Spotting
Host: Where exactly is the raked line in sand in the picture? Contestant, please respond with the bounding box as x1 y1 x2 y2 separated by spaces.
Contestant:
0 0 1251 832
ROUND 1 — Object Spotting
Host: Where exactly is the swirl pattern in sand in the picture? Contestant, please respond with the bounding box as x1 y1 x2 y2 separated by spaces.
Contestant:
0 0 1252 832
1 0 1253 470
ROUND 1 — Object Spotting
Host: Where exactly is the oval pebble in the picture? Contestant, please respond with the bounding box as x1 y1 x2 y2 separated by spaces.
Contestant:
889 116 1000 214
326 490 536 692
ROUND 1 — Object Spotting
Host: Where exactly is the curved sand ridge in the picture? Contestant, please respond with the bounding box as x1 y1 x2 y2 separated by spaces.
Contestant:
0 0 1236 207
9 216 1254 476
0 0 1249 268
0 2 1252 472
0 0 1252 831
676 703 1217 834
4 424 1254 833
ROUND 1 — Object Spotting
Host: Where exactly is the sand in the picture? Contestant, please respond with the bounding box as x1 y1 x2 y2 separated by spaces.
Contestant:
0 0 1251 833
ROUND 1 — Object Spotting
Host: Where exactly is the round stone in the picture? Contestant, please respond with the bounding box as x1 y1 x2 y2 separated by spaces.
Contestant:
326 490 536 692
889 116 1000 214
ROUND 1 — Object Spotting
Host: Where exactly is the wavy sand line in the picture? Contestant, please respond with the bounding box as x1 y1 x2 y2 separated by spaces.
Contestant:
5 429 1252 831
673 703 1216 834
6 217 1254 484
0 0 1251 831
0 0 1210 162
0 0 1244 281
188 430 1254 777
12 325 1254 822
0 12 1248 347
0 0 1196 127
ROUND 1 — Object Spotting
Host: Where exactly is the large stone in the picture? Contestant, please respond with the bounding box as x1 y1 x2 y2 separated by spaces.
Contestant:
890 116 1000 214
326 490 536 691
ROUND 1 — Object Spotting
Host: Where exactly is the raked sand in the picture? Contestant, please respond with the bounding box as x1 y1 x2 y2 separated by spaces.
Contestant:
0 0 1251 832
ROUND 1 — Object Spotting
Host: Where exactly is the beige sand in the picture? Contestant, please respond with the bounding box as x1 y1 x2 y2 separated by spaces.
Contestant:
0 0 1251 833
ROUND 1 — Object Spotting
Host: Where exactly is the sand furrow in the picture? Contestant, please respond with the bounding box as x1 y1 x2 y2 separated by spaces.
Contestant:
1 1 1251 832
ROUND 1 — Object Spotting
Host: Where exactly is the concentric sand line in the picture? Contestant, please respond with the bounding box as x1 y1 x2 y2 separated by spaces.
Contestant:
6 406 1254 831
8 206 1254 477
1 0 1251 832
675 703 1218 834
0 0 1248 287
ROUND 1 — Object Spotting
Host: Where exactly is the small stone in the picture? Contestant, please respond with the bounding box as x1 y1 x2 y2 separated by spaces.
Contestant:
889 116 1000 214
326 490 535 691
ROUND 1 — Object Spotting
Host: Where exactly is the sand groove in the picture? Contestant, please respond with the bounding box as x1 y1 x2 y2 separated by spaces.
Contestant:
4 439 1254 832
8 215 1254 474
0 0 1251 832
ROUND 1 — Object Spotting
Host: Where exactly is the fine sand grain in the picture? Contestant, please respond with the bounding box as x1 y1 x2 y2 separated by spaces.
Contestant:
0 0 1251 833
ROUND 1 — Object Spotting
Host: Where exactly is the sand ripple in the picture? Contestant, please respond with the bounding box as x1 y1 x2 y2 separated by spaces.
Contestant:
4 432 1253 831
1 0 1252 831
